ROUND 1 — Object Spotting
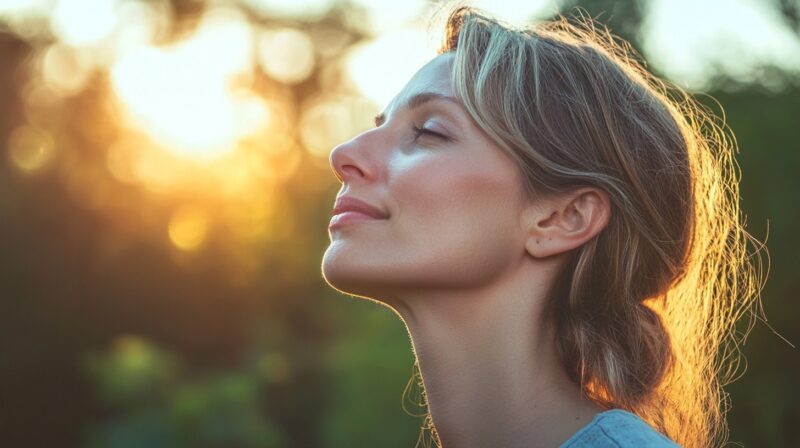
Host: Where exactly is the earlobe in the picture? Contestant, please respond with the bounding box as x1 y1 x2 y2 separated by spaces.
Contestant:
521 204 561 259
522 188 610 259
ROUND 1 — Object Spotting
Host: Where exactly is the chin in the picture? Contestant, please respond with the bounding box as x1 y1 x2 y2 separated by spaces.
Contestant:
322 247 372 295
321 248 402 307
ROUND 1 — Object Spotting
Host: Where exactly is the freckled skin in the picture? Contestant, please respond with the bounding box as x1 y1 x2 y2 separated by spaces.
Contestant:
322 53 527 301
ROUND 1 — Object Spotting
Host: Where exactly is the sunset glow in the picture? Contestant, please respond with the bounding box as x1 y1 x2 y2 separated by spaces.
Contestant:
346 29 436 107
110 7 263 160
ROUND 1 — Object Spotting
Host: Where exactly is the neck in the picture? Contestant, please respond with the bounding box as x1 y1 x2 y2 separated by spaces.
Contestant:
390 260 602 448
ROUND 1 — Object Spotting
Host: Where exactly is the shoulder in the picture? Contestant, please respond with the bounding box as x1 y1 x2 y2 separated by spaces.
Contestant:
560 409 681 448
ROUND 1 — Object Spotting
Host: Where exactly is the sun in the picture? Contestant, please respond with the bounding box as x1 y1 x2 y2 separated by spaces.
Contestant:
109 8 266 161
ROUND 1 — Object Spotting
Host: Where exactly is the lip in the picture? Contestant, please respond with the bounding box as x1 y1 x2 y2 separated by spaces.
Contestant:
329 196 389 229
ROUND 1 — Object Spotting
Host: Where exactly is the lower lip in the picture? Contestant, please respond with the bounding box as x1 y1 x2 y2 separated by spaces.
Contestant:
329 211 386 229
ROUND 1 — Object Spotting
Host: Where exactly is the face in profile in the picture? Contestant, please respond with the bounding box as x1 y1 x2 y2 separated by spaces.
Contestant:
321 52 530 304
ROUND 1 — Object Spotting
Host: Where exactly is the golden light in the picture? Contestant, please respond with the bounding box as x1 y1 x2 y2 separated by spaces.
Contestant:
257 28 315 84
105 139 138 184
92 0 173 68
242 0 335 19
40 43 94 96
104 106 298 198
61 158 114 212
346 29 435 107
168 205 209 251
299 95 378 160
50 0 119 46
300 99 353 159
226 195 275 243
247 139 302 183
110 7 260 160
131 143 194 195
7 125 55 173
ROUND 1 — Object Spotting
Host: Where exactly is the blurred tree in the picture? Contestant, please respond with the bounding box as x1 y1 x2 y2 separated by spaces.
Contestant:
83 335 287 448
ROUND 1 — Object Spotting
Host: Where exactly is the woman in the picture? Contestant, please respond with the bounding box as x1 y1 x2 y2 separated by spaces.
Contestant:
321 6 764 448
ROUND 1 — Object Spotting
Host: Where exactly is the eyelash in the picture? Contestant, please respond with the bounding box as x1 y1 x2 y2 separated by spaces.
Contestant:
412 125 449 142
374 115 449 142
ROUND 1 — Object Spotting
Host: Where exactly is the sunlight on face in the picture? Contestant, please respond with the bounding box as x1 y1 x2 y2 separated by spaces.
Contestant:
323 54 526 299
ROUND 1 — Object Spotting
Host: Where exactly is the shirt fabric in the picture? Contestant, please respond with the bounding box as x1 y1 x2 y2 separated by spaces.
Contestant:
560 409 681 447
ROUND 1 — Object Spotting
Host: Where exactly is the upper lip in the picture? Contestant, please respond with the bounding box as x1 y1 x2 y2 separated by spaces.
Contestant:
332 196 389 219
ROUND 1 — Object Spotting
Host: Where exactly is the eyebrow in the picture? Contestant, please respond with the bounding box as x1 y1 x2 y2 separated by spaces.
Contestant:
374 92 462 126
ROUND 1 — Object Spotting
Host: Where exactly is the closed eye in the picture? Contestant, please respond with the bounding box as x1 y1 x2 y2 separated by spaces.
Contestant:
374 112 450 142
412 125 449 142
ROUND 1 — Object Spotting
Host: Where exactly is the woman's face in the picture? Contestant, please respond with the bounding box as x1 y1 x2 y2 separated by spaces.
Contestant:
321 52 529 301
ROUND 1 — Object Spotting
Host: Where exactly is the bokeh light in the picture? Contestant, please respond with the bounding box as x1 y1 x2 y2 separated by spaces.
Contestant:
7 124 56 173
50 0 119 46
257 28 316 84
300 94 378 162
39 42 94 96
168 204 210 251
110 6 257 160
346 29 435 107
242 0 335 19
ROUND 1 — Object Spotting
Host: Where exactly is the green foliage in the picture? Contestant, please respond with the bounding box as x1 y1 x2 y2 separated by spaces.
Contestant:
319 304 420 448
82 336 286 448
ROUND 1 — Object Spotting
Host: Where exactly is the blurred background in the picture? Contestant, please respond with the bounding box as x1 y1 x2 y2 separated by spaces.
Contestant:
0 0 797 446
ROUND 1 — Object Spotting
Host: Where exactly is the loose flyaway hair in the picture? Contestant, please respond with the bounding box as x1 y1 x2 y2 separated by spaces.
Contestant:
405 6 769 448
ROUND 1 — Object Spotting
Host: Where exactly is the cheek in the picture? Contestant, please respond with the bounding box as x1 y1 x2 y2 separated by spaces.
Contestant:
390 157 523 282
395 154 519 224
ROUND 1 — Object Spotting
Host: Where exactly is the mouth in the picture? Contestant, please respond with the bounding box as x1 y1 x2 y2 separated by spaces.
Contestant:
330 195 390 230
329 211 388 229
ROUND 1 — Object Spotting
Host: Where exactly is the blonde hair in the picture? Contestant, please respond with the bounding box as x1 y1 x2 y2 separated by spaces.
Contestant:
408 6 768 448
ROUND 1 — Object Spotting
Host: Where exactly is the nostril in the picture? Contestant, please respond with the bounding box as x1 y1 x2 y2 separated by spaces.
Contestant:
329 136 369 181
341 164 364 178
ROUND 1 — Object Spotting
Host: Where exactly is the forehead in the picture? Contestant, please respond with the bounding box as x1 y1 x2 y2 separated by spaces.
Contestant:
384 53 456 115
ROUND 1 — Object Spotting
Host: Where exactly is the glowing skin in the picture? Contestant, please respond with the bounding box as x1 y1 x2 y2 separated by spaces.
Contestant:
322 53 610 448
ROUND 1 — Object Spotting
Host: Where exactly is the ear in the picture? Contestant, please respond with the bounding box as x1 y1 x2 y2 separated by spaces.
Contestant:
521 187 611 259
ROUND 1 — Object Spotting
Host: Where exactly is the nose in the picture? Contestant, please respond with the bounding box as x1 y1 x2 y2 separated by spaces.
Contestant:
329 132 370 183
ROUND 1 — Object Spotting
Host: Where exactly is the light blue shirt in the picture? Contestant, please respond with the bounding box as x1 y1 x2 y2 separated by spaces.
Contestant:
560 409 681 447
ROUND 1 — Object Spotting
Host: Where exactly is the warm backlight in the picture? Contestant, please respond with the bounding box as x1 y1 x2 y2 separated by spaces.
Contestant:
109 9 266 161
